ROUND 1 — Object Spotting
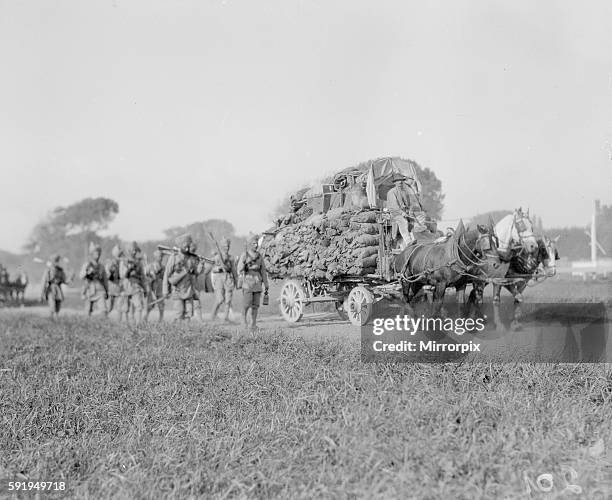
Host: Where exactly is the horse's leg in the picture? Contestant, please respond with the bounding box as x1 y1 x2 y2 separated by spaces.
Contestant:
510 281 527 331
455 281 466 316
431 281 447 318
492 283 502 304
468 282 485 319
400 281 415 318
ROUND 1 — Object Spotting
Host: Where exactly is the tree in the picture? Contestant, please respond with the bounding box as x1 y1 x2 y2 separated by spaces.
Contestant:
413 163 445 220
24 197 120 265
470 210 512 227
160 219 247 256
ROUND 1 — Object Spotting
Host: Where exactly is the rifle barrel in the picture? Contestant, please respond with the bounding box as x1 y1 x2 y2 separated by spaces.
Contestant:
156 245 214 265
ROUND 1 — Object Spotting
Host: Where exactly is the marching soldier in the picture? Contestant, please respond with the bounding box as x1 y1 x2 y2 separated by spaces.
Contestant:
210 237 237 322
79 242 109 316
40 254 67 319
188 240 205 321
145 249 166 322
106 244 125 321
162 234 203 321
386 173 428 248
237 235 269 331
120 241 148 324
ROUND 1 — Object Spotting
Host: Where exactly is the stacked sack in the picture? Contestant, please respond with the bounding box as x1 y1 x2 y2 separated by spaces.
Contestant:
262 209 381 280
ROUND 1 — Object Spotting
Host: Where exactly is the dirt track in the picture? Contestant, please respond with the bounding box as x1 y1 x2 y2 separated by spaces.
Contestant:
4 277 611 347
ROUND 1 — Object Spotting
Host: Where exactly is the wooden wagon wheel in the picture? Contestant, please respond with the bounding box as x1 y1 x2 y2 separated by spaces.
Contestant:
279 280 306 323
346 286 374 326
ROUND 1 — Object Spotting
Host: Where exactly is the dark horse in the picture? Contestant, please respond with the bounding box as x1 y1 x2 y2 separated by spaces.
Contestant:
491 235 560 329
454 219 509 318
394 220 495 316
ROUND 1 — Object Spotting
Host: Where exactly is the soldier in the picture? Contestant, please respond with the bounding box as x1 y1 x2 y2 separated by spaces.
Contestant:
210 237 238 322
0 264 9 303
386 173 427 248
79 242 109 316
188 241 205 322
237 235 269 331
40 254 67 319
145 249 166 322
162 234 203 321
120 241 148 324
106 244 125 320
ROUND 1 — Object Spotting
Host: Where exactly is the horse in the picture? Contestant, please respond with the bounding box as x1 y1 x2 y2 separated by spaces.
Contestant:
394 220 495 316
11 272 29 306
453 217 509 318
490 235 560 329
495 208 538 258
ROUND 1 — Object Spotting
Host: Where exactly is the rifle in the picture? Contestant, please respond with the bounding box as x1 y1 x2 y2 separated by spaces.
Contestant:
207 232 232 272
157 245 214 265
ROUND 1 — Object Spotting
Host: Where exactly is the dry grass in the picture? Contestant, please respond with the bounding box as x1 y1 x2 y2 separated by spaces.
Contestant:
1 314 612 499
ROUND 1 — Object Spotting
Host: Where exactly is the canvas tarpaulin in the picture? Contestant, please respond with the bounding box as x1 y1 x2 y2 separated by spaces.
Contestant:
302 157 422 206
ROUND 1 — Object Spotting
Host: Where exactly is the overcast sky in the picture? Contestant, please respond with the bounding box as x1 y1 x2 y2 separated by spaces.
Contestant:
1 0 611 253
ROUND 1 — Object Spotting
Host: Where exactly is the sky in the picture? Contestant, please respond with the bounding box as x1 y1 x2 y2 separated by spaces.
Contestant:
1 0 611 253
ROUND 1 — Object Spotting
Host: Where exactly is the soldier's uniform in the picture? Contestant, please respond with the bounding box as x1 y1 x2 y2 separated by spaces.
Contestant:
188 242 205 321
120 242 147 323
210 238 237 322
105 245 124 319
0 265 9 302
79 243 109 316
162 234 203 321
237 236 269 330
145 250 166 321
41 255 66 319
386 174 427 248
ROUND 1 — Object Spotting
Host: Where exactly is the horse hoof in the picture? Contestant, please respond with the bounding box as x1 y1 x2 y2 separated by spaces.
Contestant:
514 294 523 304
492 297 500 304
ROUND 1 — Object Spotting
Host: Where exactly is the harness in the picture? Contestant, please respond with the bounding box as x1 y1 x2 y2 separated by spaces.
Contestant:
243 252 262 272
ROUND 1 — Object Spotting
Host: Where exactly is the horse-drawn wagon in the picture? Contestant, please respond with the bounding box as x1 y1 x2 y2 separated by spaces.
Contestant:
275 208 403 326
261 157 528 327
262 157 429 326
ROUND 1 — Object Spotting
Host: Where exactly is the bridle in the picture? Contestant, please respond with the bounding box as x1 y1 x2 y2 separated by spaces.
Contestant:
509 214 535 254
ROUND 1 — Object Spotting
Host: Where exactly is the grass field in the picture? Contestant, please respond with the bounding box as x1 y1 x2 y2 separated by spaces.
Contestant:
1 311 612 499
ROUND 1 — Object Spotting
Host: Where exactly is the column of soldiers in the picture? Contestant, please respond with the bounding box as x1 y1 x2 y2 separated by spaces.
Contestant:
40 234 269 330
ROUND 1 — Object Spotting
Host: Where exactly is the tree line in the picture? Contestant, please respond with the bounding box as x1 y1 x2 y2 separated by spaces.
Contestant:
11 164 610 278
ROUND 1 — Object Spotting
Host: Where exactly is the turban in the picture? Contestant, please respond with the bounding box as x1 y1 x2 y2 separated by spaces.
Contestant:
175 234 193 247
89 242 101 254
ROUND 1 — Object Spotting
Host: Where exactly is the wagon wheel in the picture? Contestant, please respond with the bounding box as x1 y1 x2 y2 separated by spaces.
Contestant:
279 280 306 323
346 286 374 326
335 299 349 321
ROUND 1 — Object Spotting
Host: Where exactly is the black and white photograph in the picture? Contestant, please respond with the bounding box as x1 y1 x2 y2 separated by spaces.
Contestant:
1 1 611 498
